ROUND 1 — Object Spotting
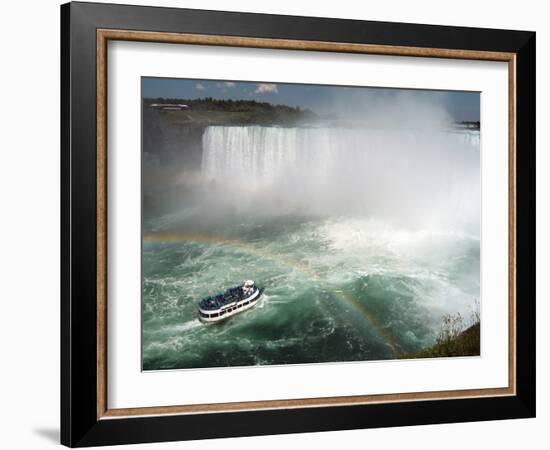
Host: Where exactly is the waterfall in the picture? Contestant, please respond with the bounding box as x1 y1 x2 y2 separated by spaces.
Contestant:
202 126 335 189
200 125 479 225
202 126 478 186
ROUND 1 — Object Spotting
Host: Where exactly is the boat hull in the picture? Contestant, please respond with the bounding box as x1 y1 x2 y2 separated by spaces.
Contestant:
198 288 264 323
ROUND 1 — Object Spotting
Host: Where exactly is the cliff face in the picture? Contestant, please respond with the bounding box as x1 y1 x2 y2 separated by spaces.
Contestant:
143 108 205 169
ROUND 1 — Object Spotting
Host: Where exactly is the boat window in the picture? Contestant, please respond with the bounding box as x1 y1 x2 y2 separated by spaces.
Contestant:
243 301 249 306
211 313 218 318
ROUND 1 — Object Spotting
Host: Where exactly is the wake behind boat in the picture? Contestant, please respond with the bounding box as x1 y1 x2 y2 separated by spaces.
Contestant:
198 280 264 323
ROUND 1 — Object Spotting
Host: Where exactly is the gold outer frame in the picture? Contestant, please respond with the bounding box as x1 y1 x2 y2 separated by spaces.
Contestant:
96 29 516 420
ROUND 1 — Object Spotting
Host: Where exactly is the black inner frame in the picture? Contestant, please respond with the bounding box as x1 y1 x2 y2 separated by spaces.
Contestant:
61 2 536 447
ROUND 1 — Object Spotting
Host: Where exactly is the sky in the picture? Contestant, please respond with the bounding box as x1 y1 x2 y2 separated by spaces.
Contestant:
142 77 480 122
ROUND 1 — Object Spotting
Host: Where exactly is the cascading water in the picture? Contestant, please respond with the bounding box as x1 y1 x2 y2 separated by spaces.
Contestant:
201 126 335 189
202 126 479 189
201 125 480 227
142 124 481 370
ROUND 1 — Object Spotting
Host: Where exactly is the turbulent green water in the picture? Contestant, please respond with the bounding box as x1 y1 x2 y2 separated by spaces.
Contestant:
142 214 479 370
142 125 480 370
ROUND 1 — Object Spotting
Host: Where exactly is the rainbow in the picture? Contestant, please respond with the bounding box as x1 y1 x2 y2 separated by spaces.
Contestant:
143 231 399 355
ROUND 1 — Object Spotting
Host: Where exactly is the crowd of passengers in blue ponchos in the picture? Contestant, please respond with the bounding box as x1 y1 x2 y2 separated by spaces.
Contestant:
199 286 251 310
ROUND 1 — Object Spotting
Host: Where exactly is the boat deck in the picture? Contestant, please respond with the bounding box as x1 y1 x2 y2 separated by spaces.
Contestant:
199 286 252 311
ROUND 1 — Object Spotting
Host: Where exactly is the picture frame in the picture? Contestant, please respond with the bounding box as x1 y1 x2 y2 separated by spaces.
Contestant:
60 1 536 447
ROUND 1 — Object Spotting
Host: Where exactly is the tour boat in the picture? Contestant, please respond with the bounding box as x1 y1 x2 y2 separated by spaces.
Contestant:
198 280 264 323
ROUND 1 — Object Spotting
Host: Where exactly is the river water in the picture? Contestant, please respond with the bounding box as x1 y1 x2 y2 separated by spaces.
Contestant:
142 125 480 370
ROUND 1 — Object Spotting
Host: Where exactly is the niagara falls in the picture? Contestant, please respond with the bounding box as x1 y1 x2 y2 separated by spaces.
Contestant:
141 79 481 371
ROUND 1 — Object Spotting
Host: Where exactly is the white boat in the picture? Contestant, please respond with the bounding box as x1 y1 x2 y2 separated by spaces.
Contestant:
198 280 264 323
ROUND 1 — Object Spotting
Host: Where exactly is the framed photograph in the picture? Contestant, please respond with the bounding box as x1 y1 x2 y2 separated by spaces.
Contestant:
61 1 536 447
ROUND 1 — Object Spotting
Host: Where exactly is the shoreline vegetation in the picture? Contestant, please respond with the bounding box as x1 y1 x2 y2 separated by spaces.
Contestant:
399 312 480 359
143 97 480 129
144 97 318 126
